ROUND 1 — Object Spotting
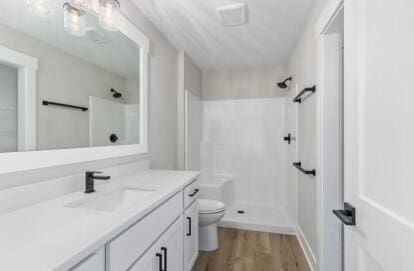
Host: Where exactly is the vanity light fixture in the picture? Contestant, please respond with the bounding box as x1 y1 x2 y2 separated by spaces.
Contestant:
27 0 55 18
68 0 91 12
99 0 120 31
63 3 86 36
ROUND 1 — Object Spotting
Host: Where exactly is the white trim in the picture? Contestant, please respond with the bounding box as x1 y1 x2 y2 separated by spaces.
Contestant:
0 45 38 152
315 2 344 271
315 0 344 39
0 46 38 69
296 224 316 271
0 4 150 174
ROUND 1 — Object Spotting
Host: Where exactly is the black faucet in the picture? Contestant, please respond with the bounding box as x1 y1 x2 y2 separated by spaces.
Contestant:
85 171 111 193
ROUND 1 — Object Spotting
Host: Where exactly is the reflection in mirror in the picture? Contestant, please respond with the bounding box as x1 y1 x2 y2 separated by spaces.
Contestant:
0 0 140 153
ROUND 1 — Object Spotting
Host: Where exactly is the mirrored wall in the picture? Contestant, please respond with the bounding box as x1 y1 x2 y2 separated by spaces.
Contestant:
0 0 141 153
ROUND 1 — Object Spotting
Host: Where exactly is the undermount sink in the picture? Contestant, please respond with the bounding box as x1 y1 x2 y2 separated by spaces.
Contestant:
66 187 156 212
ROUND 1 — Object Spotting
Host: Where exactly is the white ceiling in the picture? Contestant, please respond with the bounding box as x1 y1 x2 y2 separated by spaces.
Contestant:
132 0 315 71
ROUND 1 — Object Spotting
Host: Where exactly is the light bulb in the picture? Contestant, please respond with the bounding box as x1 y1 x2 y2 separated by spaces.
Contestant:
99 0 120 32
63 3 86 36
68 0 91 12
27 0 55 18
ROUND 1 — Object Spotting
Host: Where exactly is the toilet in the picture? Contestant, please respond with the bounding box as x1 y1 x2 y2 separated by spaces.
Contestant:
198 199 226 251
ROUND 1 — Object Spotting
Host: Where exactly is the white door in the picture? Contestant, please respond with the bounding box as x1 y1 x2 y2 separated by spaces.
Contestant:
343 0 414 270
184 201 199 271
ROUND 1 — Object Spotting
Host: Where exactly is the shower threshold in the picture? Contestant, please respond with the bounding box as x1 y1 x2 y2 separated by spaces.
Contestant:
219 202 295 235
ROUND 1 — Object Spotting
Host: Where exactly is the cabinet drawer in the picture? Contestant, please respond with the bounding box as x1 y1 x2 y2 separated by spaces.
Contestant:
107 192 183 271
183 179 199 209
71 248 105 271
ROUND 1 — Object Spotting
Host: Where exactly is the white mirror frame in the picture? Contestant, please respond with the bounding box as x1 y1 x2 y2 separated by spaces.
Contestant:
0 3 149 174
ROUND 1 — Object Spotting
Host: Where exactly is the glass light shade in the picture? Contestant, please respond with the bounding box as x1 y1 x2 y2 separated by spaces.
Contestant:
99 0 120 32
63 3 86 36
68 0 91 11
27 0 55 18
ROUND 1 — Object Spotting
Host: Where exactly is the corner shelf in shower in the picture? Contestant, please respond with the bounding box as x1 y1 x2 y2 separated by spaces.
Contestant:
293 161 316 176
42 100 88 112
293 85 316 103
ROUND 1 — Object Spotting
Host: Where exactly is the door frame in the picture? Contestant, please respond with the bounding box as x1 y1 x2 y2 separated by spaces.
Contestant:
0 45 38 152
315 0 344 270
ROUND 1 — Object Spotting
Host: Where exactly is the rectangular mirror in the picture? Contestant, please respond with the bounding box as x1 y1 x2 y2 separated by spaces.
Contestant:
0 0 144 153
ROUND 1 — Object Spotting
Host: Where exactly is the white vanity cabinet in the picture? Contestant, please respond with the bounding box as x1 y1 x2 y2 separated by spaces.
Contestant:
68 177 200 271
70 248 105 271
106 192 183 271
130 217 183 271
184 201 198 271
183 181 199 271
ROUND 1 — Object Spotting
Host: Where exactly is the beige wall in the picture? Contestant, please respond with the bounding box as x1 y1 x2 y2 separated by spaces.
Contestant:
122 0 179 170
287 0 329 268
202 66 288 100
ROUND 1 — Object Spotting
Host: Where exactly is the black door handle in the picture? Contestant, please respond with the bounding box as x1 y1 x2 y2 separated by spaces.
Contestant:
333 202 356 226
161 247 167 271
189 189 199 197
156 253 162 271
186 217 192 236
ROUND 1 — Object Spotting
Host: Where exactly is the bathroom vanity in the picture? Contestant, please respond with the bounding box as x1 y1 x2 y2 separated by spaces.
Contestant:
0 169 200 271
0 2 197 271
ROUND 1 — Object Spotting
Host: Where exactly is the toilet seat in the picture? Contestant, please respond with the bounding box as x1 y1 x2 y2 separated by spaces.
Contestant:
198 199 225 214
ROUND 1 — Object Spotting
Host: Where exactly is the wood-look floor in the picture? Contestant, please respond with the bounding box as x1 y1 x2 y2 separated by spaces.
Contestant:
193 228 310 271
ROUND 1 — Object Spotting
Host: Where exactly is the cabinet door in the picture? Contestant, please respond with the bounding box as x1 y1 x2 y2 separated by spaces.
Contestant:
128 247 156 271
71 248 105 271
184 201 198 271
129 217 183 271
157 217 183 271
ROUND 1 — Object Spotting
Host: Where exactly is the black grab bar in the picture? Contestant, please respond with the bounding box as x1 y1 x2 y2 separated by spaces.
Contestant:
293 85 316 103
42 100 88 112
293 162 316 176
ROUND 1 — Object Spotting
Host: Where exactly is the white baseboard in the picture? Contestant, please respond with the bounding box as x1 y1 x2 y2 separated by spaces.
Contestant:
296 224 317 271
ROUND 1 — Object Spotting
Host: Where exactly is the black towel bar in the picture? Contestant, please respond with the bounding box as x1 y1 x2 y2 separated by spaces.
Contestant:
42 100 88 111
293 162 316 176
293 85 316 103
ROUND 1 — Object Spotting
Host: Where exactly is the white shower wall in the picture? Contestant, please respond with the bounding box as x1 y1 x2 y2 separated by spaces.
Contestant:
202 98 288 209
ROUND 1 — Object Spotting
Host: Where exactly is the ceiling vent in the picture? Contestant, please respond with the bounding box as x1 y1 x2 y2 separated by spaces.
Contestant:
216 3 248 27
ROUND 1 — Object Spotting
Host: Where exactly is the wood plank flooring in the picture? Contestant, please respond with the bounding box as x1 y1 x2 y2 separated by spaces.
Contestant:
193 228 310 271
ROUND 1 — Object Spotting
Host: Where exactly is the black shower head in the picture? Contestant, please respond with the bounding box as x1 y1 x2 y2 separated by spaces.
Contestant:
111 88 122 98
277 77 292 89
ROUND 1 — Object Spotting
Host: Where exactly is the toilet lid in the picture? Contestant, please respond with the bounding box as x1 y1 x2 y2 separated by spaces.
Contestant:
198 199 226 214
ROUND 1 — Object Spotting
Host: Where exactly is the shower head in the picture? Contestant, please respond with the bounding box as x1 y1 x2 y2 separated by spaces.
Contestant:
111 88 122 99
277 77 292 89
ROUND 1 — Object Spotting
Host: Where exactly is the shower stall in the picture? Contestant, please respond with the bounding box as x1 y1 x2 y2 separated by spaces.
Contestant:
185 92 295 234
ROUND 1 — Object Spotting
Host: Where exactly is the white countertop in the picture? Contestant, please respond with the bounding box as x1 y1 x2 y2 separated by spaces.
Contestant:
0 170 199 271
